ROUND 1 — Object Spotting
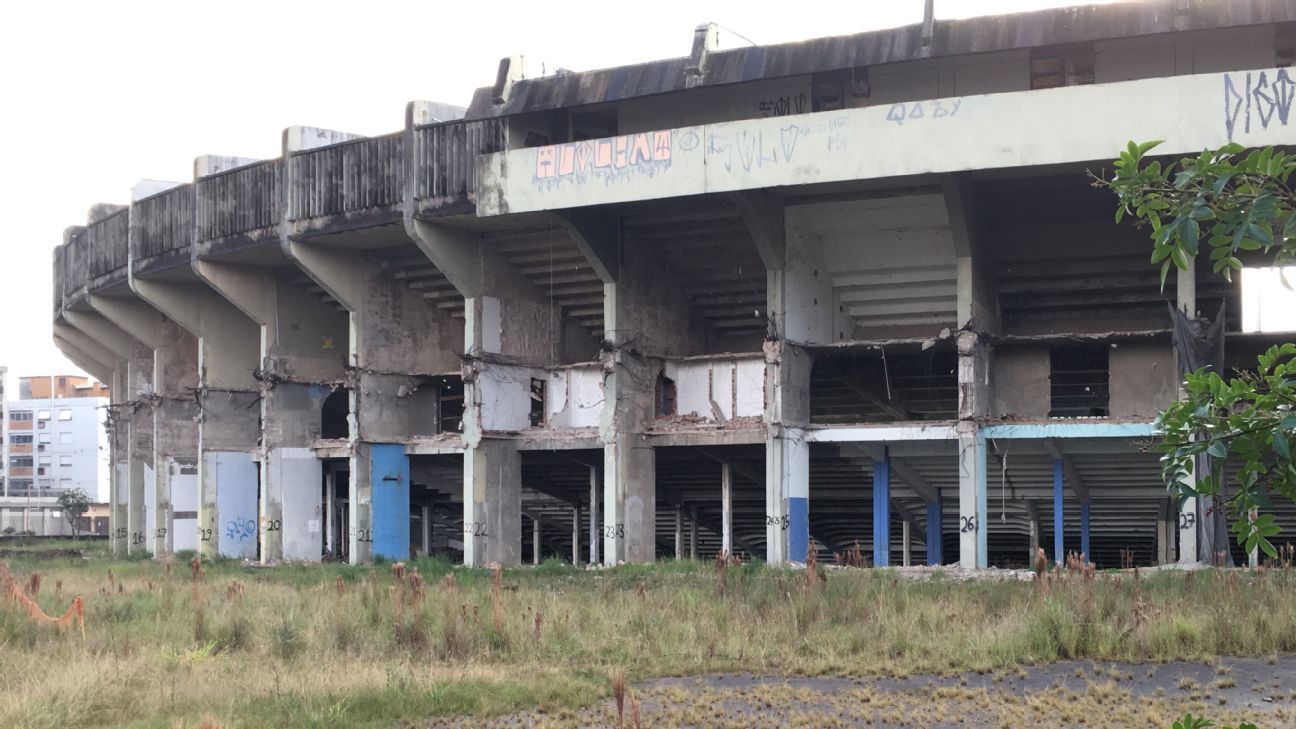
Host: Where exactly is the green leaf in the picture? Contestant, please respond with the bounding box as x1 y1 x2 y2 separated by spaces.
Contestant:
1274 429 1292 460
1207 440 1228 459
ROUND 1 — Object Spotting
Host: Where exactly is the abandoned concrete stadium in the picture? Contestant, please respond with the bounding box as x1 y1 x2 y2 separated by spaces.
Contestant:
51 0 1296 570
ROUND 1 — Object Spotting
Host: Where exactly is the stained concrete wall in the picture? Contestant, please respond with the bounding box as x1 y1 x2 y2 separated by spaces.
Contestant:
209 450 258 559
1109 342 1177 418
991 346 1050 420
664 356 764 421
270 447 322 562
612 240 707 357
546 366 603 428
480 66 1296 216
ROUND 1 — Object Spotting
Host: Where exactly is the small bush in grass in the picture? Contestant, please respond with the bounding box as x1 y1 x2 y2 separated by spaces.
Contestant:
271 612 305 660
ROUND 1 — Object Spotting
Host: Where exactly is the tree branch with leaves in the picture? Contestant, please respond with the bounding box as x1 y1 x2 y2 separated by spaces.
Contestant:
1100 141 1296 560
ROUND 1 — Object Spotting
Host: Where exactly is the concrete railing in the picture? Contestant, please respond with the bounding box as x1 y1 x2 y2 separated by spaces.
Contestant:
411 118 507 206
288 132 404 220
133 184 194 261
85 209 130 283
196 159 282 242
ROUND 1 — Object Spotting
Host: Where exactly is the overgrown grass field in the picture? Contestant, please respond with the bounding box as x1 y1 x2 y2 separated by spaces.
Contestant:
2 541 1295 728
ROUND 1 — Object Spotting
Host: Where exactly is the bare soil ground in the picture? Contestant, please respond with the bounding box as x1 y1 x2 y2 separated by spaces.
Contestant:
441 656 1296 728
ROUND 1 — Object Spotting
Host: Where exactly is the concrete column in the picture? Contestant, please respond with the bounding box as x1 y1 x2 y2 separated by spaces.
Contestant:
422 504 432 557
588 466 599 565
957 432 987 569
674 504 684 560
926 496 943 566
1080 499 1091 564
689 508 698 560
557 211 714 565
531 515 541 565
949 176 996 571
326 469 337 557
873 450 890 567
572 505 581 565
721 462 733 557
463 439 522 566
128 277 261 560
186 260 346 563
1028 506 1041 564
89 295 200 558
767 425 810 564
1248 507 1259 569
405 219 566 566
281 219 460 565
1175 265 1200 564
902 519 912 567
1053 458 1064 564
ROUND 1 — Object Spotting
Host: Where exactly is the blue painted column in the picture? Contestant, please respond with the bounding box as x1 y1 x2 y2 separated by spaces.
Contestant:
926 494 942 566
1053 458 1064 564
872 448 890 567
1080 500 1091 564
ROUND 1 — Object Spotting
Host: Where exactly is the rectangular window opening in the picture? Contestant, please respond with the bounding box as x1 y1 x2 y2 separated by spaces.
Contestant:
529 377 546 427
1049 344 1110 418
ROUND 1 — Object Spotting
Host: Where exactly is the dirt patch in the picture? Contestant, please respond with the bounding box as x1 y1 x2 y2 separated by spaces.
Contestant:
434 656 1296 728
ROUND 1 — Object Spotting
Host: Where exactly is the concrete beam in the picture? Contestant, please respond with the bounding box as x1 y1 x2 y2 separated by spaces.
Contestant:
1042 439 1091 504
553 209 620 283
62 310 138 361
838 443 940 504
727 190 785 270
52 331 116 385
86 296 165 350
129 277 260 391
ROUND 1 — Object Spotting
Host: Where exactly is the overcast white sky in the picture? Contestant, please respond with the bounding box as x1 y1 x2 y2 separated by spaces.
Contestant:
10 0 1292 393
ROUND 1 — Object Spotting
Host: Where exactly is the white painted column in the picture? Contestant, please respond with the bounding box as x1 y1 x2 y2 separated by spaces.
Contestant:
325 470 336 556
721 462 733 557
532 515 541 565
572 506 581 565
1176 265 1199 564
422 504 432 557
902 520 912 567
588 466 599 565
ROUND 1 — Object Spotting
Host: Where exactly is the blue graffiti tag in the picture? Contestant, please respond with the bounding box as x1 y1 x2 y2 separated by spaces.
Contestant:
225 518 256 541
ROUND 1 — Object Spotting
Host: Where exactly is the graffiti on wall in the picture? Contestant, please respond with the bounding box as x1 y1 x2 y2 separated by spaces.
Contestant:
885 98 962 126
533 130 673 188
1224 69 1296 141
225 518 256 541
755 92 809 118
706 116 850 174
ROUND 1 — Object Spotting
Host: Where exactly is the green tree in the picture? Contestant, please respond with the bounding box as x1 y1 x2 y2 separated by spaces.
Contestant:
1102 141 1296 560
56 487 91 539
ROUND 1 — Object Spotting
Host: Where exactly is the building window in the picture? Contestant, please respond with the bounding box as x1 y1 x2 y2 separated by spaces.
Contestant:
1030 47 1095 90
11 410 32 421
59 432 72 445
38 456 51 467
59 478 72 488
10 434 32 445
1049 345 1110 418
59 455 72 467
58 409 72 421
9 456 32 468
38 478 53 490
37 410 51 421
38 433 51 444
